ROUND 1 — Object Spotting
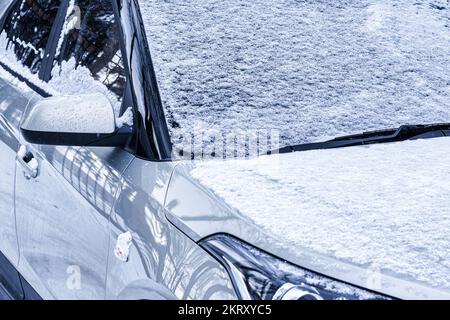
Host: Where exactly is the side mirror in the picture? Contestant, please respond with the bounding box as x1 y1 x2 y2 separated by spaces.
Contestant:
20 93 132 146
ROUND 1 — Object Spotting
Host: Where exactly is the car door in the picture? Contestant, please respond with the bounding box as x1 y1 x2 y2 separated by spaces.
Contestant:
0 75 30 300
8 0 134 299
15 145 132 299
0 78 22 269
0 0 55 299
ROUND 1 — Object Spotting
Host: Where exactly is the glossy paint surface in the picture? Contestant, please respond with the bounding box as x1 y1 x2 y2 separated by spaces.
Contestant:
106 158 236 300
0 74 237 299
0 0 238 299
15 142 133 299
0 77 28 266
2 0 449 301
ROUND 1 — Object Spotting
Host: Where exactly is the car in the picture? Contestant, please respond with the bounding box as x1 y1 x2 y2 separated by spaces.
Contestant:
0 0 449 300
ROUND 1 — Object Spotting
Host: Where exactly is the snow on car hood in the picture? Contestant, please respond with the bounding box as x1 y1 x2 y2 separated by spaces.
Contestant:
189 137 450 293
139 0 450 150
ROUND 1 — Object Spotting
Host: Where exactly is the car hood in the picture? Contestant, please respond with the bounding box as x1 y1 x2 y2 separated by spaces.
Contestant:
164 137 450 299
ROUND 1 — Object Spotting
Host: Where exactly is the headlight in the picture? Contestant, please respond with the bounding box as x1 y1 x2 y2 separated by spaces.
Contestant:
200 234 389 300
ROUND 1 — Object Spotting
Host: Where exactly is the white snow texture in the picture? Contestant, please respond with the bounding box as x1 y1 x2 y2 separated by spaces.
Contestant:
191 138 450 291
22 93 116 133
115 107 134 128
139 0 450 147
0 34 122 115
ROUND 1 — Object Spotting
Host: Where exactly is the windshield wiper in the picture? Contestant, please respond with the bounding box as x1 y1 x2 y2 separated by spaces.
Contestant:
274 123 450 154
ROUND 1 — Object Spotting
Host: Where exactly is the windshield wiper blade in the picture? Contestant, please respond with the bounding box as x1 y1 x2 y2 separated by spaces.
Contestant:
274 123 450 154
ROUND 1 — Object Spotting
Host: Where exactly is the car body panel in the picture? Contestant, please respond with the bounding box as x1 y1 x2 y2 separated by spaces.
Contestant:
165 162 450 300
0 77 33 267
0 74 39 299
0 250 23 299
15 138 134 299
0 0 191 300
1 0 449 301
106 158 237 300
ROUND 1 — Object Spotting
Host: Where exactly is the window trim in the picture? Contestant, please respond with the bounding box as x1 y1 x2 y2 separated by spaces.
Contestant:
0 0 57 97
0 0 69 82
1 0 130 102
0 0 15 33
0 61 51 97
0 0 171 160
114 0 172 161
38 0 70 82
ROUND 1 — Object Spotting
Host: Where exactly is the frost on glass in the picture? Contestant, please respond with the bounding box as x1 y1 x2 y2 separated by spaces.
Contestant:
138 0 450 152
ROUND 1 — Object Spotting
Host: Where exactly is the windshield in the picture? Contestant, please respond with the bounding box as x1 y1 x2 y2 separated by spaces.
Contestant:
138 0 450 158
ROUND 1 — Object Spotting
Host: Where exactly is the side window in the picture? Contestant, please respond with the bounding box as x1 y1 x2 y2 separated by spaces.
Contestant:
53 0 126 102
1 0 60 74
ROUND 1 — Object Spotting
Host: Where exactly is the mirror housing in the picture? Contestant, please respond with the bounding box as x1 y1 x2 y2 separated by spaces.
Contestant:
20 93 132 147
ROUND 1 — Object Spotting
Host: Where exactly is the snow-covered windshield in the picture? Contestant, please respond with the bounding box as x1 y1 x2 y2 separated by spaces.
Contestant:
138 0 450 157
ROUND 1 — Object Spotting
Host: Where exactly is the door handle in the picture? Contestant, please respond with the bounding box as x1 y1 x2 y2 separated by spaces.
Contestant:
17 145 39 179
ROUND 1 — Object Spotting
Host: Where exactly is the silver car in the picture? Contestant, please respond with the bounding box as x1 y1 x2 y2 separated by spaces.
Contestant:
0 0 449 300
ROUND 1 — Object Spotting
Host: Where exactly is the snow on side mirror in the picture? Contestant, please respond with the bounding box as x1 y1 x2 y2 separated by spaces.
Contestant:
20 93 131 147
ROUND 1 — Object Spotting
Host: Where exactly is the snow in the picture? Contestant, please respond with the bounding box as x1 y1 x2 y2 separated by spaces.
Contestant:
0 0 124 117
17 145 27 159
11 37 44 59
139 0 450 150
0 33 122 116
49 58 122 115
22 93 116 133
28 158 38 171
0 32 59 95
54 0 77 59
115 107 134 128
190 137 450 291
114 231 133 262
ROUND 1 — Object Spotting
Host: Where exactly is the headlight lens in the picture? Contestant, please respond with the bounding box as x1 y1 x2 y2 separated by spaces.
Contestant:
200 234 389 300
